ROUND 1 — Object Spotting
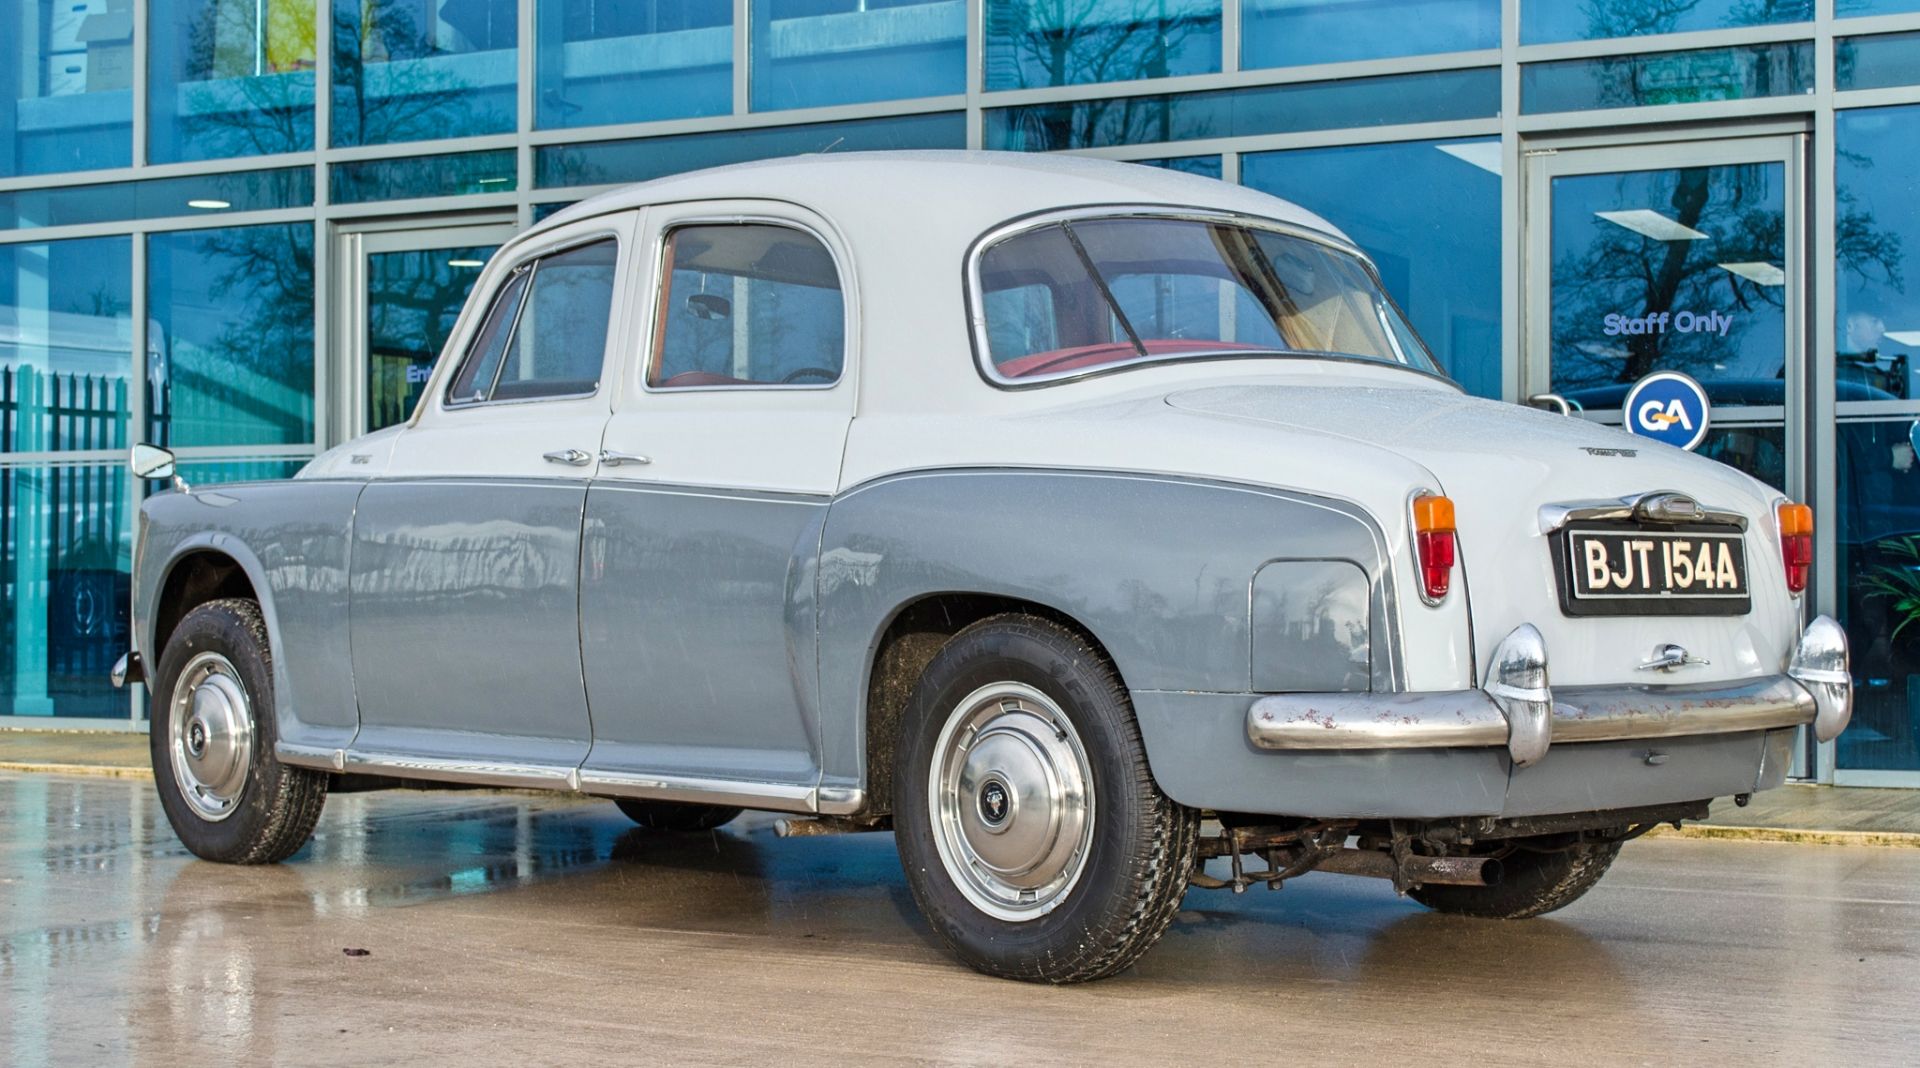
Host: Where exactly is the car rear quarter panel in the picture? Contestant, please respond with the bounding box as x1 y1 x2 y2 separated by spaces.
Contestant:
137 481 362 752
813 468 1393 798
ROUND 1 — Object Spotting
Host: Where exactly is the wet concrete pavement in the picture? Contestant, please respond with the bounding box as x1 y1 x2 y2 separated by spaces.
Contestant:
4 773 1918 1066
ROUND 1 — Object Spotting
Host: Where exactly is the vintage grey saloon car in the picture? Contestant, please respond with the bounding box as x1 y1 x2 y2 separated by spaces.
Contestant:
119 152 1850 984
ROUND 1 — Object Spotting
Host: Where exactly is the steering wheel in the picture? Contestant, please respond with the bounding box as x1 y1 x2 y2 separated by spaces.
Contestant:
780 366 839 384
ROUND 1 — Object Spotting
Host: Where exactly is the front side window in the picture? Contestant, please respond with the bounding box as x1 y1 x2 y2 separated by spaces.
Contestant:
975 216 1438 384
447 238 616 404
651 224 845 388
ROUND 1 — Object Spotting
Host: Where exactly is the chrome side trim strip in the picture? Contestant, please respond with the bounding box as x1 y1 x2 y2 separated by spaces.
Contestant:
1248 674 1816 752
576 769 819 814
339 751 578 791
279 746 855 815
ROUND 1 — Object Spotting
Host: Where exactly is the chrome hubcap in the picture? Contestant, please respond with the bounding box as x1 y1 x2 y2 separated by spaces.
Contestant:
929 682 1094 921
168 652 253 822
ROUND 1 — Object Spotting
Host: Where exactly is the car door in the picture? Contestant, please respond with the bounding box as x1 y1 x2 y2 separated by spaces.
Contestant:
347 213 638 780
577 205 855 802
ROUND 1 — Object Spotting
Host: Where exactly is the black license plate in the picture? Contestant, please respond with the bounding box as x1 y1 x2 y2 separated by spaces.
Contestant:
1553 525 1750 617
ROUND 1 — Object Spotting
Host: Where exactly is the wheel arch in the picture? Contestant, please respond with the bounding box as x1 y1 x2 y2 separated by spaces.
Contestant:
859 590 1124 817
150 545 264 662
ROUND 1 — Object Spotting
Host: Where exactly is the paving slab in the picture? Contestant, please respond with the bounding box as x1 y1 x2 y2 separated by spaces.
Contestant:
3 773 1917 1066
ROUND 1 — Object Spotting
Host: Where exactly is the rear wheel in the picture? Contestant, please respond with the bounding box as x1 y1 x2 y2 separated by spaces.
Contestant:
614 798 742 832
894 614 1199 983
1410 838 1623 919
149 598 327 864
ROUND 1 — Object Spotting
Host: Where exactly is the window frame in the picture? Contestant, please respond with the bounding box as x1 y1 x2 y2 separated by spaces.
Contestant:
440 229 625 411
642 215 853 394
964 205 1454 391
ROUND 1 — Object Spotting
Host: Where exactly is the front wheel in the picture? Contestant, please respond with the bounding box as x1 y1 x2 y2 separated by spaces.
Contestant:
149 598 327 864
894 615 1199 983
1410 838 1623 919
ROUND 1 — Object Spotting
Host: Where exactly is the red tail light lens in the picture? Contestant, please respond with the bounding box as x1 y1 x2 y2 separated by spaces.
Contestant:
1413 495 1457 603
1778 502 1812 595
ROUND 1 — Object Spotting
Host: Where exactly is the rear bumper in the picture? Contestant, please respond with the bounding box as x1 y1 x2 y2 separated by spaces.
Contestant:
1247 616 1851 767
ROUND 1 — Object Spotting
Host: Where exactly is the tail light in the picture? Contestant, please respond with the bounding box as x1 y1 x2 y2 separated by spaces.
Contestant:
1412 494 1457 603
1778 502 1812 595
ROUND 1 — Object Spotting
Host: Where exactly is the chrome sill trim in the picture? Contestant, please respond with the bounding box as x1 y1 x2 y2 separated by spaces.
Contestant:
280 747 852 815
1538 490 1749 534
576 769 818 814
1248 674 1815 752
339 751 577 791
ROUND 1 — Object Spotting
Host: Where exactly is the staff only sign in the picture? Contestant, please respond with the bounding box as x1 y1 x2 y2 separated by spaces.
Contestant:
1622 370 1712 451
1602 310 1734 337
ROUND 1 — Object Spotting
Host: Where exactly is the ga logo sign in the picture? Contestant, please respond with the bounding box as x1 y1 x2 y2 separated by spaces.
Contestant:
1622 371 1710 451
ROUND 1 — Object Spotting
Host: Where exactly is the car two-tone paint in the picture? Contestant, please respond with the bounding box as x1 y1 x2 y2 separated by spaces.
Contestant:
118 152 1848 983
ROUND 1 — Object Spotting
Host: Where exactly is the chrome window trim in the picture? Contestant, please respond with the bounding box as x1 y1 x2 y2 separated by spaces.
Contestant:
439 228 625 411
963 204 1452 390
640 213 852 394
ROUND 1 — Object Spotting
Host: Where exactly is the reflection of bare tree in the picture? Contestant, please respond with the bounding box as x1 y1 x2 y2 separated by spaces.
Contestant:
332 0 501 146
1578 0 1811 38
1551 166 1783 389
991 0 1212 149
176 0 316 156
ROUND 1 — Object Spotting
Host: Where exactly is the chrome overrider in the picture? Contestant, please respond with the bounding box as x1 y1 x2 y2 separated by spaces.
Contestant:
1247 616 1852 766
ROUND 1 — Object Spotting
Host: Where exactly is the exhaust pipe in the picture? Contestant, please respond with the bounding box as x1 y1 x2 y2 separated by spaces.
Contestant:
1313 848 1502 887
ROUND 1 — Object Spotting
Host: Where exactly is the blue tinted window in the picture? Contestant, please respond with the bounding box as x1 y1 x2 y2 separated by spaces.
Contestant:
0 238 133 452
1522 43 1814 114
147 225 315 447
1134 155 1222 179
531 201 576 222
1839 0 1920 13
1839 32 1920 91
983 0 1220 90
331 0 515 146
149 0 316 164
1 462 132 717
536 112 966 187
986 69 1498 151
330 149 515 203
1242 139 1501 397
1245 0 1496 70
1836 417 1920 773
750 0 965 110
0 168 314 229
1837 105 1920 400
536 0 731 129
1522 0 1810 43
1 0 133 175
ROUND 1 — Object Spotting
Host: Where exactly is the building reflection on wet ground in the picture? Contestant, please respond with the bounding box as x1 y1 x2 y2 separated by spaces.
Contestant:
3 773 1917 1065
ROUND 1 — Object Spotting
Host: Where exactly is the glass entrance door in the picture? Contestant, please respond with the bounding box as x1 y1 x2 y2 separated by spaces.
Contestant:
335 221 516 439
1524 135 1805 493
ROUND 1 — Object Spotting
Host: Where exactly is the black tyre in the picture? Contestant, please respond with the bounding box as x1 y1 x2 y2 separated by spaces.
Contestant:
149 598 327 864
614 798 742 832
1410 838 1623 919
894 614 1199 984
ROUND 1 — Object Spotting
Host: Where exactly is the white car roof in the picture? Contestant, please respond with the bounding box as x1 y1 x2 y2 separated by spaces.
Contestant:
537 150 1353 250
526 151 1370 414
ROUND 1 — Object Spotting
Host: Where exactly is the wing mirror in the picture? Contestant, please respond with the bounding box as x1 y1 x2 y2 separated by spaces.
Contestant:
130 443 189 492
685 293 731 321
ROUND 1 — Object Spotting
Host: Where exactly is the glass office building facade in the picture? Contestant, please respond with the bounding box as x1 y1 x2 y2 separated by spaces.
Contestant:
3 0 1919 784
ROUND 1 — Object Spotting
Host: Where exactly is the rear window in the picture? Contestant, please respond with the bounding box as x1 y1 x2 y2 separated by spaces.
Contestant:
974 216 1438 384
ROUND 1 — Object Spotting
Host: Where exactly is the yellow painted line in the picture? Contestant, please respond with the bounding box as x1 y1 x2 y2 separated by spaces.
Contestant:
0 761 152 780
1647 823 1920 848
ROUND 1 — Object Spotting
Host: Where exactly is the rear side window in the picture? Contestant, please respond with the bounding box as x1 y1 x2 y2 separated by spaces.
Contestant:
447 238 618 405
650 224 844 388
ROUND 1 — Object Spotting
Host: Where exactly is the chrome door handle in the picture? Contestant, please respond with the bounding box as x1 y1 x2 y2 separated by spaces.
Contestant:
1527 393 1574 416
542 448 594 466
599 449 652 467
